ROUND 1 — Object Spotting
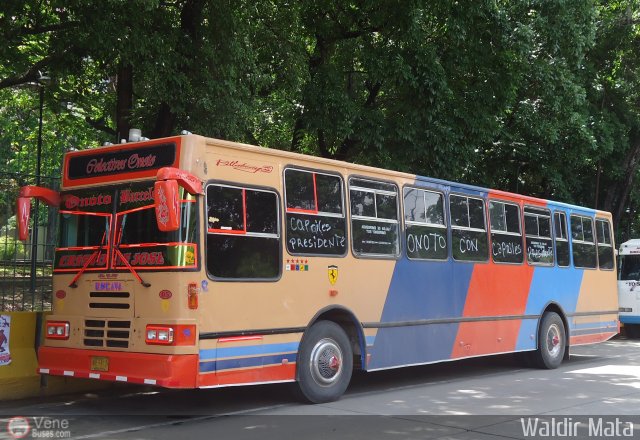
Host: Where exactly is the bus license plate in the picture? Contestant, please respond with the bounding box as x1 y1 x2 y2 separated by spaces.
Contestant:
90 356 109 372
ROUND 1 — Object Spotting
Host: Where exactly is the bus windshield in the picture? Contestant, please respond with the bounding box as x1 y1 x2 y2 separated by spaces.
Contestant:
55 182 198 272
619 254 640 281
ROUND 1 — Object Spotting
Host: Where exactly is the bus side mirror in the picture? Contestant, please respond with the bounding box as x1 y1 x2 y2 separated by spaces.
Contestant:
154 180 181 232
17 197 31 241
16 186 60 242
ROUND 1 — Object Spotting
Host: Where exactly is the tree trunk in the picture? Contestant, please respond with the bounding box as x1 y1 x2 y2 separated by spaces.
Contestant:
115 64 133 142
603 138 640 230
151 102 176 139
148 0 205 139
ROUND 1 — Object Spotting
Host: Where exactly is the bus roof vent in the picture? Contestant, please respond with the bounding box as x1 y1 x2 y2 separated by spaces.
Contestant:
128 128 142 142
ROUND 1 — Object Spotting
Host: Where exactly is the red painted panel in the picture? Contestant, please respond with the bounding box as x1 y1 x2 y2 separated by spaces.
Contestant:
197 363 296 387
464 264 535 317
451 320 523 358
452 187 540 358
38 346 198 388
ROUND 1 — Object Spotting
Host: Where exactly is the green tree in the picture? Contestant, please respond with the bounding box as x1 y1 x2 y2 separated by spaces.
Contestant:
2 0 640 238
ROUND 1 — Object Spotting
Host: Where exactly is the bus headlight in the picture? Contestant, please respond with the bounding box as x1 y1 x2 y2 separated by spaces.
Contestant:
145 324 196 346
46 321 70 340
146 329 158 341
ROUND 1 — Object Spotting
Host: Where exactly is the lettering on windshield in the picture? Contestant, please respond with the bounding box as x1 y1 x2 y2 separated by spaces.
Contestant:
117 251 165 266
63 193 112 210
57 253 108 268
119 187 154 204
55 183 198 272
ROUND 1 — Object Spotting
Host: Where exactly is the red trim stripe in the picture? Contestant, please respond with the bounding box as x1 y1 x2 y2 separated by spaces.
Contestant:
217 335 264 343
312 173 319 212
285 171 320 214
570 332 617 346
242 188 248 232
197 363 296 387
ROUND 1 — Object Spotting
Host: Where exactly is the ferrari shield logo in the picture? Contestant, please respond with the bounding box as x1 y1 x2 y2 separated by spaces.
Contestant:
328 265 338 285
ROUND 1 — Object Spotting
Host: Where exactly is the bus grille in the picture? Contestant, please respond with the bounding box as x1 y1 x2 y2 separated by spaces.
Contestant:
88 291 131 310
84 319 131 348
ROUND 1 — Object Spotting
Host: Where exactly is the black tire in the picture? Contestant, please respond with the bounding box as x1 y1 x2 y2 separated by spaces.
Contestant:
625 324 640 339
532 312 566 369
295 320 353 403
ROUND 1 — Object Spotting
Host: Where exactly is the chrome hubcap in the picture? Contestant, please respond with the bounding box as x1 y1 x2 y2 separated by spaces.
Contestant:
546 323 562 358
309 338 343 386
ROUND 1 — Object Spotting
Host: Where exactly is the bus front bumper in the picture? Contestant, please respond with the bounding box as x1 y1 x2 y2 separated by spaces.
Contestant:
37 346 198 388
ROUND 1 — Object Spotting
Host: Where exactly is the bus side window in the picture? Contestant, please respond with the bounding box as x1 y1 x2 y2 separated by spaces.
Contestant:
489 200 523 264
284 168 347 256
554 211 570 267
404 187 448 260
596 219 614 270
523 206 554 266
206 184 280 279
449 194 488 262
571 215 597 269
349 178 400 258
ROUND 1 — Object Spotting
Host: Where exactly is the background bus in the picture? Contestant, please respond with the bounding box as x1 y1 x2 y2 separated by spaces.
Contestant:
617 239 640 337
18 133 619 403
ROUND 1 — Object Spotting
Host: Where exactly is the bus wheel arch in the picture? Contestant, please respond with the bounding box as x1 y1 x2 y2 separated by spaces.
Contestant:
294 307 364 403
534 304 569 368
305 306 366 369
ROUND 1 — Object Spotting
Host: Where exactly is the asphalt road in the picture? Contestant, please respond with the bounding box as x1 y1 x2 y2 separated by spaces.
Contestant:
1 338 640 439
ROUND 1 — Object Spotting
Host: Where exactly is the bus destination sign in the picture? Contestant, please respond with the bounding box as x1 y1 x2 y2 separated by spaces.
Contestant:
66 142 178 182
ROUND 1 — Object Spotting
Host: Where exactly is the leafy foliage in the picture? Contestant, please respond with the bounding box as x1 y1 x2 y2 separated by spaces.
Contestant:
1 0 640 239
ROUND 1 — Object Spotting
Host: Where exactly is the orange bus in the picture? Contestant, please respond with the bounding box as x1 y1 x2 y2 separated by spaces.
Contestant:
18 133 618 403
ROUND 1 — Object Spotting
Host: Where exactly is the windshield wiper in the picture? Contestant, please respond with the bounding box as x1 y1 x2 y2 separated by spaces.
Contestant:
113 214 151 288
69 231 107 288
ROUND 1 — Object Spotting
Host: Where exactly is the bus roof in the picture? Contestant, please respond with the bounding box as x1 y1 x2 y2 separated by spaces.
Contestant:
619 239 640 254
205 136 609 218
60 133 610 218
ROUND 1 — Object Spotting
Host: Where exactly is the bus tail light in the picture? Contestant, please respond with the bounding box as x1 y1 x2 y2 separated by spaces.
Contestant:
188 282 199 310
46 321 69 340
145 324 196 345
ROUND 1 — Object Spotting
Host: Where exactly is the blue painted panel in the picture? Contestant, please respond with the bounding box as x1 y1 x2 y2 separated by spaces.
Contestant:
515 319 538 351
200 352 297 373
367 184 483 370
516 266 584 348
525 267 584 315
199 342 299 361
367 323 461 369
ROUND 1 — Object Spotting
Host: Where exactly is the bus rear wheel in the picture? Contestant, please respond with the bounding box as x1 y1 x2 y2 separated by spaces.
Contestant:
532 312 566 369
295 320 353 403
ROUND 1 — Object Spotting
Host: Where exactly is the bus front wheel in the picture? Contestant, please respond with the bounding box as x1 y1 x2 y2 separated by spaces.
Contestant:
295 320 353 403
532 312 566 369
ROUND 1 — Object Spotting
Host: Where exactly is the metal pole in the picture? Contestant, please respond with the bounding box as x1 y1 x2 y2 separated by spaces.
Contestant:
29 85 44 295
